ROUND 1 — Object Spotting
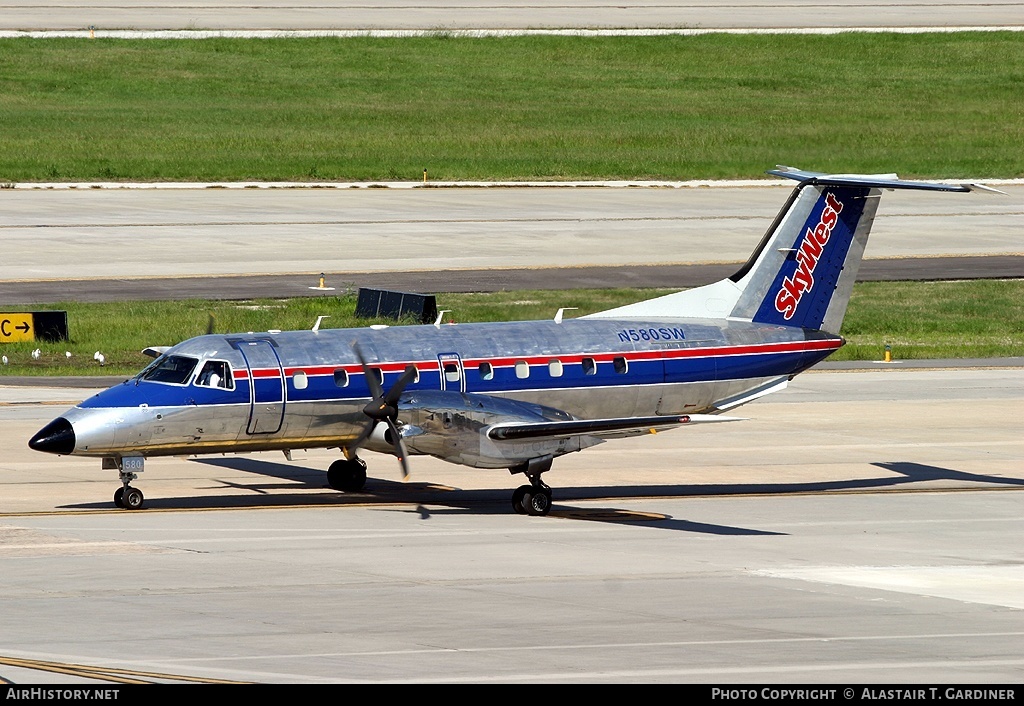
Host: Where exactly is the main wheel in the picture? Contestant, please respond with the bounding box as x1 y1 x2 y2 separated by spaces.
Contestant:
113 487 125 508
511 485 531 514
328 458 368 492
524 488 552 517
122 486 144 510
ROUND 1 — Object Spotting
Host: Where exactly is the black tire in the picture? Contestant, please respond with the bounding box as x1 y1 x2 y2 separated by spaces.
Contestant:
525 488 552 516
511 485 530 514
122 487 144 510
328 458 368 492
113 487 125 508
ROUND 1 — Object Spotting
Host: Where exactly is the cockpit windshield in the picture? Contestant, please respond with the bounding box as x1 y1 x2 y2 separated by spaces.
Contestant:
137 354 199 385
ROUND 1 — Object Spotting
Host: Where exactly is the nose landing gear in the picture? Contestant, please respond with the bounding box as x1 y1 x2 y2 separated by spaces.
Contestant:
107 456 145 510
114 482 144 510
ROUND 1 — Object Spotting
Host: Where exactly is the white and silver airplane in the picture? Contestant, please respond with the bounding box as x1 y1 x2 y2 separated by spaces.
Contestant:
29 167 990 514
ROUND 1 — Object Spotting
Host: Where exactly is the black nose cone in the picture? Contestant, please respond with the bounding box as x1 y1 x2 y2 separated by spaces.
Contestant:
29 417 76 455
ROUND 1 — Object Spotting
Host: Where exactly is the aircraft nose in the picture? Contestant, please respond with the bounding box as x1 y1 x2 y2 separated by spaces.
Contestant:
29 417 76 455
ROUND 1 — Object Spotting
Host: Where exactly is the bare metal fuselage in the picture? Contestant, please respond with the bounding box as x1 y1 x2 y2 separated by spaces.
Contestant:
58 315 839 469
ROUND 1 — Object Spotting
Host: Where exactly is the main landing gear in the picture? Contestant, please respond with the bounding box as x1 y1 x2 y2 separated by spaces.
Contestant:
510 455 554 516
328 456 368 492
325 453 557 517
511 480 552 516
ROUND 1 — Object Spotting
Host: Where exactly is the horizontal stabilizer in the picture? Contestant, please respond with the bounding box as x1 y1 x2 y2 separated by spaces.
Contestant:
767 166 974 192
486 413 742 442
587 166 988 335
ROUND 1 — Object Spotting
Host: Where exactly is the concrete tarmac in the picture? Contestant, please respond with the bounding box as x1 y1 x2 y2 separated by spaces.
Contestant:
1 184 1020 295
4 0 1024 32
1 365 1023 683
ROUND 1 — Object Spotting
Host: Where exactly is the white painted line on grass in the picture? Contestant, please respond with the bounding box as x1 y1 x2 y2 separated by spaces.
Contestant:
3 27 1024 39
6 178 1024 191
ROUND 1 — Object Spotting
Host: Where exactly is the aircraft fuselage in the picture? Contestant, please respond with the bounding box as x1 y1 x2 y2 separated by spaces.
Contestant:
48 316 839 465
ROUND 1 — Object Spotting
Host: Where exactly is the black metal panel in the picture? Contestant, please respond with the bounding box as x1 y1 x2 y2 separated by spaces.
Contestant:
355 288 438 325
33 311 69 342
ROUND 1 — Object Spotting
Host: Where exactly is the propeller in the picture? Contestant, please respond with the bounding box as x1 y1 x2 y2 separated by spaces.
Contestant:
348 342 418 479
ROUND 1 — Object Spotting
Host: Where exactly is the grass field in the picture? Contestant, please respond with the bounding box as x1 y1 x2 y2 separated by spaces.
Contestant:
1 280 1021 376
1 33 1020 375
1 33 1023 182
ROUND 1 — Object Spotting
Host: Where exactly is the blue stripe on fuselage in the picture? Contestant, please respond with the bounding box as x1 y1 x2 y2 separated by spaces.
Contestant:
78 379 248 408
80 341 838 410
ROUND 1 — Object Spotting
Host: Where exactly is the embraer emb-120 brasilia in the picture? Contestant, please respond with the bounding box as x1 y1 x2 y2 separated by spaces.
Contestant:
29 167 996 514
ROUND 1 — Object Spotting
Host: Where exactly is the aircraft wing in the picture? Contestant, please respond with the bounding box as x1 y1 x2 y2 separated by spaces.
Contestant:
485 413 742 442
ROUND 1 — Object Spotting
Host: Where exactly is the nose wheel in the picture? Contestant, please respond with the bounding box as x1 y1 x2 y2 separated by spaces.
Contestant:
114 485 145 510
113 467 144 510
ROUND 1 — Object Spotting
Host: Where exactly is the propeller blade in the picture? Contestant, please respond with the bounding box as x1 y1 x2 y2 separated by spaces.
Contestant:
352 342 384 399
350 342 414 480
386 417 410 480
385 365 418 406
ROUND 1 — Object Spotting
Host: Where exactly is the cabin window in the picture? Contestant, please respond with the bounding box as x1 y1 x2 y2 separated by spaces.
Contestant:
548 359 563 377
293 371 308 390
140 354 198 385
614 356 628 374
444 362 461 383
370 367 383 386
478 361 494 381
515 360 530 379
409 366 420 383
582 357 597 375
333 369 349 387
195 360 234 390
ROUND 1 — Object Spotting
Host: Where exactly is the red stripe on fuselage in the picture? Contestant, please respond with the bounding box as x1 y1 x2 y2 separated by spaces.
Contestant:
234 338 841 378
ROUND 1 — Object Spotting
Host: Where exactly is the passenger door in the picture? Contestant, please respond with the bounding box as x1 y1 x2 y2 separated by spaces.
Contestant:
237 339 285 435
437 352 466 393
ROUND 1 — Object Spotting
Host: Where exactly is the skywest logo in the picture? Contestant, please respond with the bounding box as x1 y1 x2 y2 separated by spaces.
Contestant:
774 192 844 320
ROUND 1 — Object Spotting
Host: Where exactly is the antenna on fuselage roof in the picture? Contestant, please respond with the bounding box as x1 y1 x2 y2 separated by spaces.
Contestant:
554 308 577 324
312 315 330 332
434 311 451 328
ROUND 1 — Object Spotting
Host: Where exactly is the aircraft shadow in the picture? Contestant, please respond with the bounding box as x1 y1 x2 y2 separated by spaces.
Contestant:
56 458 1024 535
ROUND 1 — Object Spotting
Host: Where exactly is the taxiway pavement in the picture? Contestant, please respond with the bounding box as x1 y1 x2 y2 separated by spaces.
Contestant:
1 184 1021 305
1 365 1022 683
4 0 1024 32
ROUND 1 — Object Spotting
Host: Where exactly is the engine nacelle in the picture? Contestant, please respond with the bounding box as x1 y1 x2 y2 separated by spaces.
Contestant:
392 390 597 469
359 422 397 455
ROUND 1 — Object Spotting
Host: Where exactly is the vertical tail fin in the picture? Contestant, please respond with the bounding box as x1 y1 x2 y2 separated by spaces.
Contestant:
586 167 975 334
736 173 876 332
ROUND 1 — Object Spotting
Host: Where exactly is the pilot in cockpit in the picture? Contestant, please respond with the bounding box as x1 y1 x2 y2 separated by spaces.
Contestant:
196 360 231 389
